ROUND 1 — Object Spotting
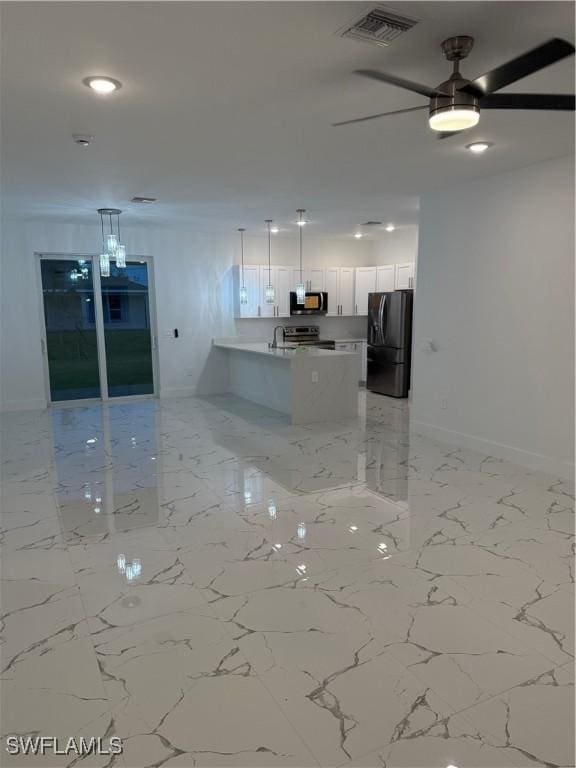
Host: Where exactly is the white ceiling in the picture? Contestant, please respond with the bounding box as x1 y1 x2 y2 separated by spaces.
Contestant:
1 1 574 237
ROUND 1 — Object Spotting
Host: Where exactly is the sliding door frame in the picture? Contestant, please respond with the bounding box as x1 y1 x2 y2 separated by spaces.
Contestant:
35 252 159 405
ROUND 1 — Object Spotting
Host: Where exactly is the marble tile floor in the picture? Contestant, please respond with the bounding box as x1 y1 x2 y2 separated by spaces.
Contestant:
0 392 574 768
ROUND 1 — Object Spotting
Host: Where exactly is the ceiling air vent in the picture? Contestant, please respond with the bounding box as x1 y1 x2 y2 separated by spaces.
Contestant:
340 6 418 47
363 221 383 226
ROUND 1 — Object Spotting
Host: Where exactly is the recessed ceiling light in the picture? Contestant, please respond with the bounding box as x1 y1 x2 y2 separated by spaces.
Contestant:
385 224 395 232
83 76 122 94
466 141 493 154
354 232 363 239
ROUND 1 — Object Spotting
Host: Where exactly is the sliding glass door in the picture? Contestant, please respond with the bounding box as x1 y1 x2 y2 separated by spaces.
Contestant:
101 261 154 397
40 259 101 401
39 255 156 403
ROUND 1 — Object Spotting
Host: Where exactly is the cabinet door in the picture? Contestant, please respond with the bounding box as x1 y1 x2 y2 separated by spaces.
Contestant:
308 267 324 292
395 262 415 290
339 268 355 315
325 268 339 315
376 265 395 293
275 266 291 317
354 267 376 315
259 266 276 317
238 265 260 318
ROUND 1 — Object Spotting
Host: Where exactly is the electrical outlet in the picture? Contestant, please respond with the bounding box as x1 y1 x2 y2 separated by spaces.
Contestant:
311 371 319 383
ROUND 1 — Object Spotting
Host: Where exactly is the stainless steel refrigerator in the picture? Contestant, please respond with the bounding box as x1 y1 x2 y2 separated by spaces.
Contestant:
366 290 413 398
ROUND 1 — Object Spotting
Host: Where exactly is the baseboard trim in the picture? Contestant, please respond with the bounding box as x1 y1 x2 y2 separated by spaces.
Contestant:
410 419 574 480
159 387 197 399
0 398 47 413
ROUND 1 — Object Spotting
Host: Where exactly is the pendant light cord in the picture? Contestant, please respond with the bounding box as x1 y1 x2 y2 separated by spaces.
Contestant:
266 220 272 282
297 209 305 281
238 228 245 283
100 212 105 247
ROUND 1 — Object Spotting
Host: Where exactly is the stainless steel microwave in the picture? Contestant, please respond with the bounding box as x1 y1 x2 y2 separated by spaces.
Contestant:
290 292 328 316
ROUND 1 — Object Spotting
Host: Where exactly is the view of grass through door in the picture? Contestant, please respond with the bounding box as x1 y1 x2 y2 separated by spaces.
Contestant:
101 261 154 397
41 259 101 401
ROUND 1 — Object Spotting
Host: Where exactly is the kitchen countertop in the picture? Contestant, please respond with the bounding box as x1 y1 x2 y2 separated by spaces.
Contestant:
213 340 358 359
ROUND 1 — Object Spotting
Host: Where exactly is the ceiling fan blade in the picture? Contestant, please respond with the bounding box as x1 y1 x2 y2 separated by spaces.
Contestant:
460 38 575 97
436 131 463 140
332 105 428 127
354 69 444 99
480 93 575 110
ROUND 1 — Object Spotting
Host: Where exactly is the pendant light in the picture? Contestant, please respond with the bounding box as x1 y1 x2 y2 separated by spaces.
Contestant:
264 219 275 304
97 208 125 275
295 209 306 305
238 228 248 305
115 212 126 268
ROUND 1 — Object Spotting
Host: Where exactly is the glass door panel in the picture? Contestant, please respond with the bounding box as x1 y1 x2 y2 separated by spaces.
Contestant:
40 259 101 401
100 261 154 397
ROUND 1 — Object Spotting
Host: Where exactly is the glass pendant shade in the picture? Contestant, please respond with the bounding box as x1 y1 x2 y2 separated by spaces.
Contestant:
99 253 110 277
106 233 119 254
115 244 126 268
264 284 275 304
296 282 306 305
239 285 248 305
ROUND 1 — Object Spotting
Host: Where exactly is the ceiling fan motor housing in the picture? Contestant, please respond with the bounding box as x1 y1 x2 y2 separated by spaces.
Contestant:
429 75 480 128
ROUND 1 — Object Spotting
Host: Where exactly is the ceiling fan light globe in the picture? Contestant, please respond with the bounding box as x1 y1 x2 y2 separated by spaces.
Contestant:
429 107 480 132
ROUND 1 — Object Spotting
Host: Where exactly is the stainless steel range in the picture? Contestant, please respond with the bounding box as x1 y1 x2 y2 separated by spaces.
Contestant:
283 326 335 350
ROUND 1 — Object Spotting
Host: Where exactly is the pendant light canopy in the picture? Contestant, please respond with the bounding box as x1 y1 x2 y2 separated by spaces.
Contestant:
238 228 248 305
97 208 125 274
264 219 275 304
295 209 306 305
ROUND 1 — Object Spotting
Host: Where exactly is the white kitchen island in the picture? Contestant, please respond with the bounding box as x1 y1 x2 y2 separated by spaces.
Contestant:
213 340 359 424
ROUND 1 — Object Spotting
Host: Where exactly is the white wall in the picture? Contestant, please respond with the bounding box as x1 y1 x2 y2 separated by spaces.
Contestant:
239 230 418 268
240 234 375 267
411 155 574 478
371 227 418 266
0 221 374 409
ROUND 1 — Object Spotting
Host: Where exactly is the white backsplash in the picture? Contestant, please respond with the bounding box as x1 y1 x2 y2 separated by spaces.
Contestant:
235 315 367 342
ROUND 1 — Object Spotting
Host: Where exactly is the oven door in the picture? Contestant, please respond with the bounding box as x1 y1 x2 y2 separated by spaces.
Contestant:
290 292 328 315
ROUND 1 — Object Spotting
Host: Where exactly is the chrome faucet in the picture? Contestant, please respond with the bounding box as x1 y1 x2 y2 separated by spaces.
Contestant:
269 325 285 349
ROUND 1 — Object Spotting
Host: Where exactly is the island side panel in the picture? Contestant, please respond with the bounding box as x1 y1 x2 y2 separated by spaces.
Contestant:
291 354 358 424
227 349 292 416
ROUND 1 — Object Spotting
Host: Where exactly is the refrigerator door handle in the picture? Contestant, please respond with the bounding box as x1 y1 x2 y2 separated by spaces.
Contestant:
378 294 387 346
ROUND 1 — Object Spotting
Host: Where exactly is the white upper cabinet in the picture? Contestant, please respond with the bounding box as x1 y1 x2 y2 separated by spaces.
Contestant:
234 262 414 318
395 262 415 290
290 267 325 292
354 267 377 316
324 267 355 316
339 268 355 315
259 266 292 317
376 265 395 293
308 267 325 292
325 268 339 316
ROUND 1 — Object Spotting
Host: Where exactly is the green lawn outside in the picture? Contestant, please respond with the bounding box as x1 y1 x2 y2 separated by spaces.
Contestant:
46 329 153 391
